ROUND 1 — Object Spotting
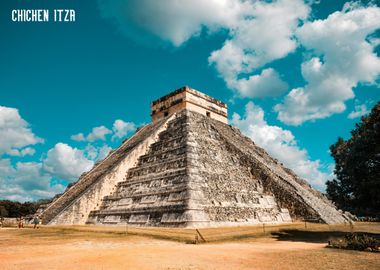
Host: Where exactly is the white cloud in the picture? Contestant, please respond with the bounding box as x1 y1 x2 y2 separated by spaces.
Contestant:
227 68 288 98
348 103 371 119
275 5 380 125
231 102 331 190
70 133 85 142
0 158 65 202
0 158 15 178
99 1 379 105
1 140 109 202
71 126 112 142
99 0 310 98
13 162 51 190
7 147 36 157
0 106 119 202
112 119 136 140
86 126 112 142
0 106 65 202
84 143 112 161
0 106 43 155
72 119 136 143
209 0 308 97
20 147 36 156
98 0 248 46
43 143 94 182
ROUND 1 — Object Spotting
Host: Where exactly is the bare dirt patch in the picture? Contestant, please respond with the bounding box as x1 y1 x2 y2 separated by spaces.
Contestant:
0 223 379 270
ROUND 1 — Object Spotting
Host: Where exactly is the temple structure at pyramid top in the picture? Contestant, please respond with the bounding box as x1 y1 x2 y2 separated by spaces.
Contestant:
40 86 351 227
151 86 228 124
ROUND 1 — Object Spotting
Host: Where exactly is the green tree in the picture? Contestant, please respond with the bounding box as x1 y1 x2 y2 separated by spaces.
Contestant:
0 205 8 217
0 198 54 218
327 101 380 217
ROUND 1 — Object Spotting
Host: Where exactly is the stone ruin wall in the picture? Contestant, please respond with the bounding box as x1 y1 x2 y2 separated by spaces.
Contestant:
88 112 210 227
209 116 348 224
185 101 227 124
47 116 173 225
89 110 294 227
89 113 190 226
186 111 292 225
151 90 187 122
151 86 228 124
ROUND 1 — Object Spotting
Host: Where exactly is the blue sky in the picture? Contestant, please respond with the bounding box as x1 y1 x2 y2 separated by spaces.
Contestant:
0 0 379 201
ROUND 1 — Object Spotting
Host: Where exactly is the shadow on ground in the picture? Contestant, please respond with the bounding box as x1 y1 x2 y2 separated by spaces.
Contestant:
272 230 380 243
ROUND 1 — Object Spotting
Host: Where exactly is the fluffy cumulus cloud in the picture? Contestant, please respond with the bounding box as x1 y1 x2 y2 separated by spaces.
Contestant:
275 4 380 125
0 107 137 202
112 119 136 140
0 106 43 155
0 106 66 202
1 138 111 202
70 133 85 142
99 0 311 98
0 160 65 202
231 102 331 190
86 126 112 142
71 119 135 142
99 0 380 120
71 126 112 143
209 0 309 97
227 68 289 98
42 143 94 182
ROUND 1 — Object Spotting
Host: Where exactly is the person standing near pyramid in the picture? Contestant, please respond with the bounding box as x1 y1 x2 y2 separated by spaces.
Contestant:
33 216 40 229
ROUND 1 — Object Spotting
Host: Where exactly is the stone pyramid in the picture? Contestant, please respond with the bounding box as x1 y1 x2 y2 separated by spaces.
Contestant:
41 86 349 227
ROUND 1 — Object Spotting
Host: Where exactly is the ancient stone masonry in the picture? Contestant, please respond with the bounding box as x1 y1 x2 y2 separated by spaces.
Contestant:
42 86 350 226
151 86 228 124
41 116 173 225
205 115 349 224
186 112 292 226
88 112 198 226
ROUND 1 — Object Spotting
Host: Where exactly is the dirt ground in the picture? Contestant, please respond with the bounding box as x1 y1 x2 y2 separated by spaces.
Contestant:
0 224 379 270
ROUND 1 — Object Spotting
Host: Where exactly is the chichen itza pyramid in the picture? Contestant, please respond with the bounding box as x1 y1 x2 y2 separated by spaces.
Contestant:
40 86 350 227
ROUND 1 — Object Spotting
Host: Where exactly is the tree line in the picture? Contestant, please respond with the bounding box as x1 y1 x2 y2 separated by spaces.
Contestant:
0 199 51 218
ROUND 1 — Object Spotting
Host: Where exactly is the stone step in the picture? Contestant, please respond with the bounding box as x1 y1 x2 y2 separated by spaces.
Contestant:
126 157 187 178
137 146 187 165
148 135 186 152
103 186 188 201
94 204 187 215
120 168 187 185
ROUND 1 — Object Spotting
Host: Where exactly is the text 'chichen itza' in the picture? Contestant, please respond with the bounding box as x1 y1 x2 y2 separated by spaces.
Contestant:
40 86 350 227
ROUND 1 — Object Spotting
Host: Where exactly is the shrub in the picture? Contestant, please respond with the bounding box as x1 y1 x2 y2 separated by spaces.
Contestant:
328 233 379 252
